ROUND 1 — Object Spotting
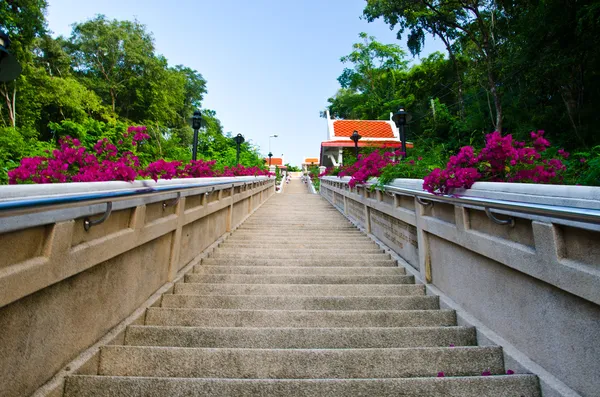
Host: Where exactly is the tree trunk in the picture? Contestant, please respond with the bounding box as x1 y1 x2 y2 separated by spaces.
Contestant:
439 36 465 119
110 88 116 113
1 82 16 127
486 58 502 132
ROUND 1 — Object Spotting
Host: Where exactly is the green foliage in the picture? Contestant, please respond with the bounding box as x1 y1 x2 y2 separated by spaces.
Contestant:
377 142 446 186
285 163 301 172
0 7 263 183
325 1 600 181
562 146 600 186
308 165 320 191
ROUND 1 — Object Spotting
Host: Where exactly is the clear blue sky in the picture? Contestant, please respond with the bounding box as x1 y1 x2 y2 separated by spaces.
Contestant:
46 0 445 166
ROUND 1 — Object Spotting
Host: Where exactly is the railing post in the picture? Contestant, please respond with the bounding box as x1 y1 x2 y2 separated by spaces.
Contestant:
415 197 432 283
226 185 234 232
167 197 185 281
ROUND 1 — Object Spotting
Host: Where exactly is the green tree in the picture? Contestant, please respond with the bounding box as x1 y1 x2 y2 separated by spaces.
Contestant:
68 15 155 115
0 0 48 127
364 0 505 131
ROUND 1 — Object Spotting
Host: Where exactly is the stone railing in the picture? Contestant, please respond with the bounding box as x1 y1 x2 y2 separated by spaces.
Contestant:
320 176 600 397
0 176 275 397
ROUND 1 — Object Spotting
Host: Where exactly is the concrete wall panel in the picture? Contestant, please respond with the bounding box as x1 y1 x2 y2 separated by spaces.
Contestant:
0 234 171 397
429 234 600 397
320 177 600 397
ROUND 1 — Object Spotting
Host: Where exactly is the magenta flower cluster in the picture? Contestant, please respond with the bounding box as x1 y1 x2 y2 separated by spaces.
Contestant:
127 125 151 146
9 135 141 184
142 160 271 182
423 130 566 194
8 127 271 184
338 149 404 187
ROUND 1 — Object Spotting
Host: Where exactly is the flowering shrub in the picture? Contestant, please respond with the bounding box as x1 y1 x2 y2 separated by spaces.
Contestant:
8 126 271 184
143 160 271 181
318 130 586 193
423 130 566 194
8 135 143 184
338 149 404 187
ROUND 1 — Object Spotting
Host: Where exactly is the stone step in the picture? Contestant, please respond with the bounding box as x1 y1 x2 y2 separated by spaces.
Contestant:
232 230 362 235
65 375 542 397
194 265 405 276
174 283 425 297
96 345 505 378
145 308 457 328
240 222 353 227
219 242 379 249
184 274 413 285
225 237 375 244
209 252 391 261
124 325 476 348
160 295 439 311
212 247 385 255
200 258 397 267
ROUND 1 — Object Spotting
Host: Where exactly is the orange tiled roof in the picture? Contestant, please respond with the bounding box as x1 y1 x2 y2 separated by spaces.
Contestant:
264 157 283 166
321 140 413 149
333 120 395 138
304 158 319 164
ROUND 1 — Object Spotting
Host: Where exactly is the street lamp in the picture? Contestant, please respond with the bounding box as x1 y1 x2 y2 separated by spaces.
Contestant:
269 134 278 153
392 107 412 159
191 109 203 161
268 151 273 166
350 130 361 160
0 29 22 82
233 133 245 166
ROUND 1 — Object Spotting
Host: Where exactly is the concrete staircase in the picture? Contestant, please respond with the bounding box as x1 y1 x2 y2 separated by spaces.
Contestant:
64 179 540 396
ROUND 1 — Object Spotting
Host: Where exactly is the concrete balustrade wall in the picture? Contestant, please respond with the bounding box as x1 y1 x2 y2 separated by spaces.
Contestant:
0 177 275 397
321 176 600 397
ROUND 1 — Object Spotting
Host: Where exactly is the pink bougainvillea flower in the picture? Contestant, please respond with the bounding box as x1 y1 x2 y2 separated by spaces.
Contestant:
437 372 445 377
557 149 569 159
481 370 492 376
506 369 515 375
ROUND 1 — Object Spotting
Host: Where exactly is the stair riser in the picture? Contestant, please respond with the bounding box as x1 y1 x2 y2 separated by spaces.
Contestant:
161 295 440 311
125 326 476 348
194 266 405 276
98 346 505 378
174 283 424 297
65 375 542 397
185 274 414 285
145 308 457 328
209 254 391 261
213 248 385 255
200 259 397 267
219 243 379 249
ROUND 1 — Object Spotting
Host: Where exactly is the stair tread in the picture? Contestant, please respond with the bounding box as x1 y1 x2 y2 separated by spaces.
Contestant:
174 283 425 296
124 325 476 348
97 345 505 378
65 374 541 397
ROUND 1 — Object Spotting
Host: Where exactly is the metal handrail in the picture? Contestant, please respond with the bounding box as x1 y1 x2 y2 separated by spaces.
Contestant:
321 178 600 224
0 178 271 212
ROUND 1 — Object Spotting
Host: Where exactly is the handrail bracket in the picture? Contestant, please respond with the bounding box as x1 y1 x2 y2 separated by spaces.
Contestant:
83 202 113 231
485 207 515 227
162 192 181 209
416 196 433 207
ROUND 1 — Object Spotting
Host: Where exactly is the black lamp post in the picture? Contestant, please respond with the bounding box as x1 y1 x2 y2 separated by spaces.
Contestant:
392 107 412 159
350 130 362 160
0 29 22 82
191 109 202 161
233 133 245 165
268 152 273 166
